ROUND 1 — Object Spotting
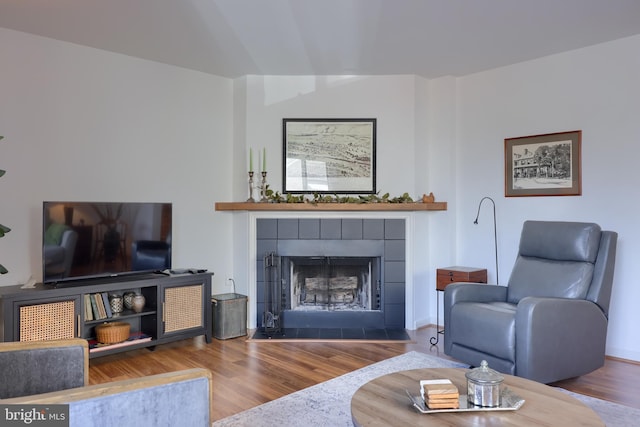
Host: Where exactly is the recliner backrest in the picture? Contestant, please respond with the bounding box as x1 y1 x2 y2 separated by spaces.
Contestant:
507 221 602 304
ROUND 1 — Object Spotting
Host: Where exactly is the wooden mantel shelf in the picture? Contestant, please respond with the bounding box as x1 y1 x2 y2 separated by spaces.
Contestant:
215 201 447 212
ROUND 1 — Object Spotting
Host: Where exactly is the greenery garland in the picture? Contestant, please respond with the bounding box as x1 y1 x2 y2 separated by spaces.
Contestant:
264 186 417 204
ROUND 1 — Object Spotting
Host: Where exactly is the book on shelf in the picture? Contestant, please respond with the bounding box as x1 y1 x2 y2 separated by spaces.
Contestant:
94 293 106 319
90 294 102 320
88 332 153 353
84 294 93 321
101 292 113 318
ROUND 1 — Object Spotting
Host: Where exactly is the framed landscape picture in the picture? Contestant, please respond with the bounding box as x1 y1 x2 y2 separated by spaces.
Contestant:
283 118 376 194
505 130 582 197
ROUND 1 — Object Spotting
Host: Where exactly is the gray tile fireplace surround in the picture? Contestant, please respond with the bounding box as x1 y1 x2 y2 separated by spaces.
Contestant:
256 218 405 330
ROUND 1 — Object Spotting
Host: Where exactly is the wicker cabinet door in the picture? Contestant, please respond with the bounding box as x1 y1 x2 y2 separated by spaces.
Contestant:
18 299 78 341
163 284 204 334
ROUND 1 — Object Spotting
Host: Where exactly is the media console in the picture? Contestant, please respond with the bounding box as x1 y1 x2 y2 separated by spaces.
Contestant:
0 272 212 358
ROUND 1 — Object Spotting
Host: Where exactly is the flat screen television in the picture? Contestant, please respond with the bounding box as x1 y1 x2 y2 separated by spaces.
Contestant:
42 201 172 285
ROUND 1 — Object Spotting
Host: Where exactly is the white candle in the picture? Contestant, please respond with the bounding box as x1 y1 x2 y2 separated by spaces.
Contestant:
249 148 253 172
263 148 266 172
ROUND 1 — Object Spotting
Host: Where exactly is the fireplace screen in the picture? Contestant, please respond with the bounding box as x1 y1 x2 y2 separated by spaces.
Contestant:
285 256 381 312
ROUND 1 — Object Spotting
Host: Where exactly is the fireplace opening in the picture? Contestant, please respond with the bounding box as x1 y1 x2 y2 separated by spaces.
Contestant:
287 256 381 312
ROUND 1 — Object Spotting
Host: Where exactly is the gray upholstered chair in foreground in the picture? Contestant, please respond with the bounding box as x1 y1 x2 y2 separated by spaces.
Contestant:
0 338 88 399
1 339 213 426
444 220 617 384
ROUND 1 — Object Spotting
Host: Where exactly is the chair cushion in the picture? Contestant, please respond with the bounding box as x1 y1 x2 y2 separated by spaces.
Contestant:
507 257 594 303
507 221 600 304
449 302 517 361
518 221 601 262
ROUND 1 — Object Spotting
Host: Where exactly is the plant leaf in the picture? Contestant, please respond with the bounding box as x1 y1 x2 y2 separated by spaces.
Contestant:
0 264 7 274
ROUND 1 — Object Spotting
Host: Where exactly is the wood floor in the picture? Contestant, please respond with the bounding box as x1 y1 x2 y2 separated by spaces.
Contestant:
88 326 640 422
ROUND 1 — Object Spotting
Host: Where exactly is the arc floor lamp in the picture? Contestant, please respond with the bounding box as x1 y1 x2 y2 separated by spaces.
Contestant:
473 196 499 284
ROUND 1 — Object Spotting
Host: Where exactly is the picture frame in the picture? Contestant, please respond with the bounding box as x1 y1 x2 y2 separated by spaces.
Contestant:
283 118 376 194
505 130 582 197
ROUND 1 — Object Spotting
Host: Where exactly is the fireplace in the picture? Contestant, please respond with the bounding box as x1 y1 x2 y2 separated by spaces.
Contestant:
257 218 406 331
285 256 380 312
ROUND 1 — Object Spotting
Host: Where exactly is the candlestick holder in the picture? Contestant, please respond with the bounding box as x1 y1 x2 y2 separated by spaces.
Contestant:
246 171 256 202
259 171 268 202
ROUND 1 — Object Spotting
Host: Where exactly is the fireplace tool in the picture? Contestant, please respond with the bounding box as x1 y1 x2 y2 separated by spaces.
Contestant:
263 252 283 336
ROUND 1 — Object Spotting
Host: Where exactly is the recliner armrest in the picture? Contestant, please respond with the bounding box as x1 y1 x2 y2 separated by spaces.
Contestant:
515 297 608 383
444 283 507 306
443 283 508 354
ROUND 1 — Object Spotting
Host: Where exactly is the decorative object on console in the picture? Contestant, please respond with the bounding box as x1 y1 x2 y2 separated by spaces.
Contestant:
473 196 499 284
123 291 136 310
283 118 376 194
95 321 130 344
504 130 582 197
132 293 146 313
109 293 124 314
0 135 10 275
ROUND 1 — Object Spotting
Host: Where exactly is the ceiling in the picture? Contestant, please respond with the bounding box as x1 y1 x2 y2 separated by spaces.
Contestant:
1 0 640 79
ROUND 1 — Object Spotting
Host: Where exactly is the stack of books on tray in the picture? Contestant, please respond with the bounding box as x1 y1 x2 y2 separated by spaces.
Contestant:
421 379 460 409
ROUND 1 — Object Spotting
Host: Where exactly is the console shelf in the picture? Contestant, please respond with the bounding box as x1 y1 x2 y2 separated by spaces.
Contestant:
84 308 157 325
0 272 212 358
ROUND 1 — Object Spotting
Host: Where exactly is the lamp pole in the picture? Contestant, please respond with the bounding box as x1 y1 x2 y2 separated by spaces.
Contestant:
473 197 499 284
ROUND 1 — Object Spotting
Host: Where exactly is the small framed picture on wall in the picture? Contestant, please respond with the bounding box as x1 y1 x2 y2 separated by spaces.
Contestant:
505 130 582 197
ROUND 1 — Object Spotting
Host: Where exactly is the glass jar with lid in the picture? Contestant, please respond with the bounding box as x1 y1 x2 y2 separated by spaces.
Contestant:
465 360 504 407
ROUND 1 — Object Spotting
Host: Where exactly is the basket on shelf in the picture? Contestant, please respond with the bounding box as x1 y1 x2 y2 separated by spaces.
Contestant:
95 322 130 344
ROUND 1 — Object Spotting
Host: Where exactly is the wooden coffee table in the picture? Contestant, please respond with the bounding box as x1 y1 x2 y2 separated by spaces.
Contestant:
351 368 604 426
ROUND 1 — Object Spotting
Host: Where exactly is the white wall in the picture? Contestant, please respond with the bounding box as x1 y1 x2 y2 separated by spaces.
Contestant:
454 35 640 361
238 75 420 198
0 28 235 292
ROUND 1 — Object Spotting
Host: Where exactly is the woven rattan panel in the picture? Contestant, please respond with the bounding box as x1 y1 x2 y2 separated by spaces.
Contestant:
19 300 75 341
164 285 203 333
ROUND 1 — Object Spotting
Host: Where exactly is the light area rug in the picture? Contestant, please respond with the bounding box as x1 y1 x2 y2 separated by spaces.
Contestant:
213 351 640 426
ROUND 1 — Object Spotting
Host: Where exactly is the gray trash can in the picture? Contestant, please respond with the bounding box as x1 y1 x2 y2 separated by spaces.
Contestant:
212 293 247 339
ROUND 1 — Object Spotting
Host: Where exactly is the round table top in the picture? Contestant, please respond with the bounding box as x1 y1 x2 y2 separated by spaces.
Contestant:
351 368 604 426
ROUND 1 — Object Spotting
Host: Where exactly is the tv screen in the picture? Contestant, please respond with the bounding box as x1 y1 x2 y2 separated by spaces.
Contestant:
42 201 172 284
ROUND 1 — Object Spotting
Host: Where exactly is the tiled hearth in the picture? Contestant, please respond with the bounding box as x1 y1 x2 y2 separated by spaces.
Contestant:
256 218 406 329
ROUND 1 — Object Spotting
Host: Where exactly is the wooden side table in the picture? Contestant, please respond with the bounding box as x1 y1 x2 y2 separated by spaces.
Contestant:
430 266 487 345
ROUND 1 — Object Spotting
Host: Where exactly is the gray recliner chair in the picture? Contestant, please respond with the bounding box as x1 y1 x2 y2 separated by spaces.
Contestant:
444 220 617 384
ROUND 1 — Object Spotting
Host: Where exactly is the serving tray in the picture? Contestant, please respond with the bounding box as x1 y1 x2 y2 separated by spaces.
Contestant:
406 387 525 414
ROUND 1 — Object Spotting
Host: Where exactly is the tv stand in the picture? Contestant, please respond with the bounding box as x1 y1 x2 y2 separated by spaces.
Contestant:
0 272 213 358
